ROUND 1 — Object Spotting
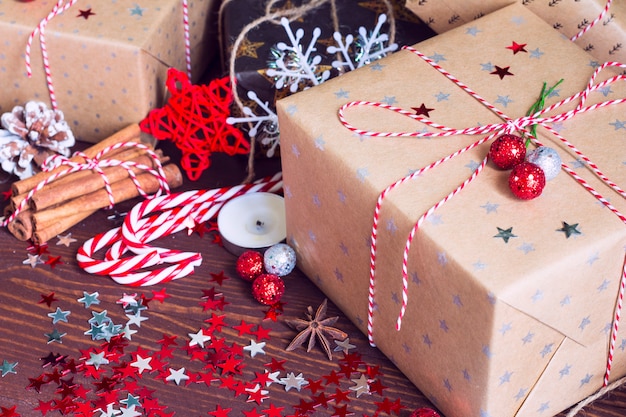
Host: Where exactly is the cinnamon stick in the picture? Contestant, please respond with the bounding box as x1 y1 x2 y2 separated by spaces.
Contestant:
10 147 160 211
31 211 96 246
30 163 183 237
29 152 170 212
11 123 143 196
6 209 34 242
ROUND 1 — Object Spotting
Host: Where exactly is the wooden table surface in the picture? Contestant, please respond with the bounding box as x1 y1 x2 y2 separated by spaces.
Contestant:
0 146 624 417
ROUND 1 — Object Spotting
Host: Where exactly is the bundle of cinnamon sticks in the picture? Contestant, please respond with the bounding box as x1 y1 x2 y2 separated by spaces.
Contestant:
4 123 183 245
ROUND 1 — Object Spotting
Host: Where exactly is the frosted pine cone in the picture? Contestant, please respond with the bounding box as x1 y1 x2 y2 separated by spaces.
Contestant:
0 101 75 179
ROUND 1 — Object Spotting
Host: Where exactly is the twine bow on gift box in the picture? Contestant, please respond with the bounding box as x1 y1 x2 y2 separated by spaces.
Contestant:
338 45 626 388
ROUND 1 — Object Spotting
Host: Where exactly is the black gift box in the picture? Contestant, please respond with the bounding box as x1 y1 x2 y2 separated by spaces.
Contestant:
219 0 435 156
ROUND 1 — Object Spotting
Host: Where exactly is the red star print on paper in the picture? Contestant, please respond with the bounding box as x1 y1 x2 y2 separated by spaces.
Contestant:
411 103 435 117
490 65 514 79
77 8 95 19
506 41 527 54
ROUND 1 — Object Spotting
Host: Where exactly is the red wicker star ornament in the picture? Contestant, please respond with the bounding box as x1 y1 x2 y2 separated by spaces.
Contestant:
140 68 250 181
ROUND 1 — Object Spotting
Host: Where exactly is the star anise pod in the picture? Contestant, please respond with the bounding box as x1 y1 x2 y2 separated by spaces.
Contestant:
285 298 348 360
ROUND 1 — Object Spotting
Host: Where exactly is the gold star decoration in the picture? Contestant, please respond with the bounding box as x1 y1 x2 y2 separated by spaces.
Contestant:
285 298 348 360
236 37 266 59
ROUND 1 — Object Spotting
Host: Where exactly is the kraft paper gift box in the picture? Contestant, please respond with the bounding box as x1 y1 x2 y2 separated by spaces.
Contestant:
278 3 626 417
0 0 218 143
404 0 626 63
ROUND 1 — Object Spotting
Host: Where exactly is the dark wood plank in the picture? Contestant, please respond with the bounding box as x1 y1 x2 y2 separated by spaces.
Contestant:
0 148 624 417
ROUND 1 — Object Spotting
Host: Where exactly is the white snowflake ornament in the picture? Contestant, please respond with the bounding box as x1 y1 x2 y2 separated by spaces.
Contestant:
266 17 331 93
327 14 398 72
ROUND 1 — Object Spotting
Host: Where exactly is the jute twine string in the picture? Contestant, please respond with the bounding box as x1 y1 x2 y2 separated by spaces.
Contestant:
567 375 626 416
218 0 396 182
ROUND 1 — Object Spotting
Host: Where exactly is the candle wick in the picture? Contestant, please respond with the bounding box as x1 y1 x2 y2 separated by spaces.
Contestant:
256 220 265 231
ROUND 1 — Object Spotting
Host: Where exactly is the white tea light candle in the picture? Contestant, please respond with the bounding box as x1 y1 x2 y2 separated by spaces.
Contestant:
217 192 286 254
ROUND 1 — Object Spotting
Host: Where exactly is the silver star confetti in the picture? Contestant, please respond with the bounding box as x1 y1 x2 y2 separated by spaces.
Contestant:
165 367 189 385
334 337 356 354
279 372 308 392
0 360 17 377
243 339 266 358
56 233 77 247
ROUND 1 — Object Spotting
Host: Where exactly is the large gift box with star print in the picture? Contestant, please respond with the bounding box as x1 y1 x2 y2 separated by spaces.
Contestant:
404 0 626 63
219 0 435 156
0 0 218 143
278 3 626 417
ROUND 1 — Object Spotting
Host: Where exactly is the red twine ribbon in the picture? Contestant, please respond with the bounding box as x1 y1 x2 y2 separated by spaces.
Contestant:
25 0 78 111
339 45 626 386
570 0 613 42
139 69 250 181
1 141 169 229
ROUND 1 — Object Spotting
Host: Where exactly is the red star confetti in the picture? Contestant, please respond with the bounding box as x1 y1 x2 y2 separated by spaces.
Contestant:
209 271 229 285
38 292 58 308
0 405 20 417
44 254 62 269
17 267 420 417
151 288 171 303
506 41 527 54
490 65 514 79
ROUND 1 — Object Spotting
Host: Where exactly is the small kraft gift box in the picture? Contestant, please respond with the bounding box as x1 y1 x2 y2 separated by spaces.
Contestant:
0 0 219 143
404 0 626 63
278 3 626 417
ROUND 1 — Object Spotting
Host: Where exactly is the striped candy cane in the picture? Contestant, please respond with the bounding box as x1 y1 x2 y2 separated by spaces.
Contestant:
78 173 284 286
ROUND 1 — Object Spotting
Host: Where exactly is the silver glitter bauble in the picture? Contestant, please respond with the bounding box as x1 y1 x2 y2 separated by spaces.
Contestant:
263 243 296 277
525 146 561 181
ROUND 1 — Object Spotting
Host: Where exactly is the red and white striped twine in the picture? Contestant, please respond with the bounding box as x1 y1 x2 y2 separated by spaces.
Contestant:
570 0 613 42
77 173 283 287
25 0 78 110
1 141 168 229
25 0 194 111
182 0 192 80
340 46 626 386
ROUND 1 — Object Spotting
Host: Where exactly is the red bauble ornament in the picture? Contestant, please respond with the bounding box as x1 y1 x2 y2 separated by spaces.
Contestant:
409 408 441 417
508 162 546 200
489 134 526 169
252 274 285 305
236 250 264 282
